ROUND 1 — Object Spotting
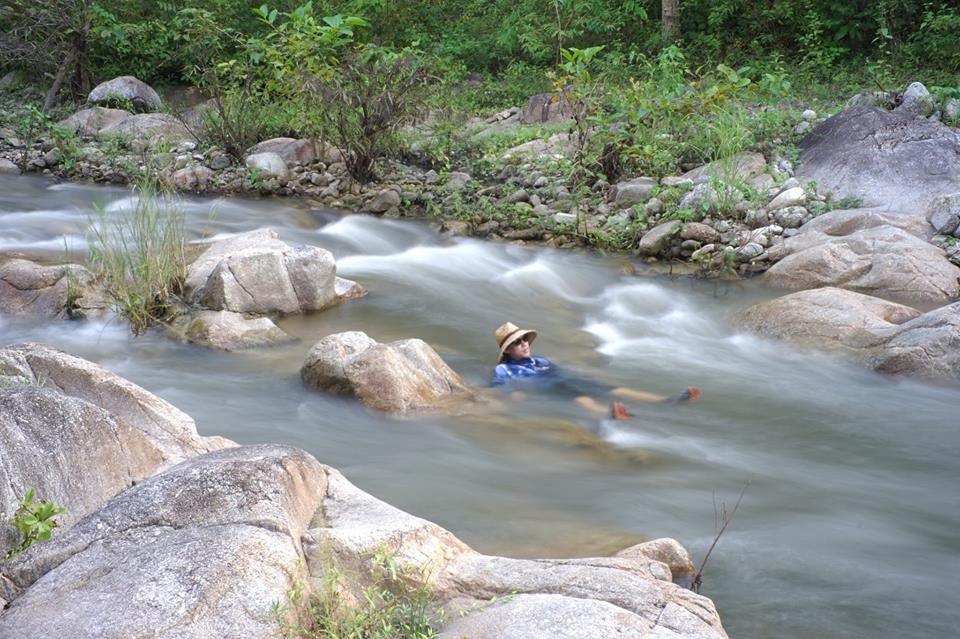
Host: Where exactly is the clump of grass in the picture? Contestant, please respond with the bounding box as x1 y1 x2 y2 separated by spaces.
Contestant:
277 553 440 639
88 176 187 335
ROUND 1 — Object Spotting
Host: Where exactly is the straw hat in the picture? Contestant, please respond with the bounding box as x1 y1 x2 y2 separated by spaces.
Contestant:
494 321 537 360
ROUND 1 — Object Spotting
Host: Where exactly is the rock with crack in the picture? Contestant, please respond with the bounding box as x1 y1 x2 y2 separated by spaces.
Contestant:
797 106 960 215
184 228 365 315
301 331 473 414
166 310 296 351
304 469 728 639
0 259 102 319
762 225 960 304
0 445 323 639
867 302 960 378
0 343 233 559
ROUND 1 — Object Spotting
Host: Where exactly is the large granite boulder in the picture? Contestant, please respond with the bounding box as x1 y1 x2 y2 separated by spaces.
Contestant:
0 445 323 639
99 113 193 146
786 208 932 245
797 106 960 214
301 331 472 414
166 310 295 351
0 343 229 465
734 287 920 353
184 229 364 315
305 469 727 639
0 343 232 559
763 224 960 304
868 302 960 378
57 107 131 138
0 259 100 318
87 76 162 113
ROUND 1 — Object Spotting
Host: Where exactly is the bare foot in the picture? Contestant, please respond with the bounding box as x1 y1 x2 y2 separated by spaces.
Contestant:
663 386 703 405
610 400 633 420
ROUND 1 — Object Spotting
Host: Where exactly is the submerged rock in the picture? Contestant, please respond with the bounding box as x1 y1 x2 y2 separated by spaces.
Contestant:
167 310 295 351
301 331 472 414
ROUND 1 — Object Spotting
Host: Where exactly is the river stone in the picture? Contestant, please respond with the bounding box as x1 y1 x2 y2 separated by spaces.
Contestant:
734 287 920 354
680 222 720 244
615 538 696 587
57 107 131 138
0 445 323 639
167 311 294 351
0 259 97 318
171 165 214 191
0 158 20 175
868 302 960 379
367 188 401 213
768 186 806 210
612 177 657 207
774 206 807 229
99 113 192 147
244 151 288 182
301 331 472 414
926 193 960 236
764 225 960 303
305 467 727 639
185 229 360 314
797 106 960 215
0 343 230 466
87 76 162 113
638 220 682 257
519 91 573 124
246 137 316 166
680 151 766 183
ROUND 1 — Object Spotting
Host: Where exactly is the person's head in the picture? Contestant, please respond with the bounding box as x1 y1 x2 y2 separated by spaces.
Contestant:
494 321 537 362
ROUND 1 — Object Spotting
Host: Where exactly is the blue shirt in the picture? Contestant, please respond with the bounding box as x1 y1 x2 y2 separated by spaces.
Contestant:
492 356 556 385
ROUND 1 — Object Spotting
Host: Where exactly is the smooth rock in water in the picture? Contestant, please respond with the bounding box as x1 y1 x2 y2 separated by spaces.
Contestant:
171 166 214 191
797 106 960 214
185 229 361 314
638 220 682 257
768 186 806 210
926 193 960 236
680 222 720 244
87 76 162 113
0 158 20 175
615 538 696 587
734 287 920 354
367 188 401 213
612 177 657 207
0 259 97 318
246 137 316 166
57 107 131 138
763 225 960 304
680 152 767 182
0 445 321 639
244 152 288 182
167 311 294 351
869 302 960 379
301 331 472 414
99 113 193 147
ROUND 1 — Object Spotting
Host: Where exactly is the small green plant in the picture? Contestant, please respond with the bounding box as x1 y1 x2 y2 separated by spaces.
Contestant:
4 488 66 559
87 175 187 335
277 550 440 639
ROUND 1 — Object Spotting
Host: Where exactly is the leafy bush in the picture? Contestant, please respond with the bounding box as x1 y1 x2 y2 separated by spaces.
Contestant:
5 488 66 559
88 177 187 335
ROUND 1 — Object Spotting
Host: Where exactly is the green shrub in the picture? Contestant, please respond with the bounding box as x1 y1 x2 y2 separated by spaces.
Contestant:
87 177 187 335
4 488 66 559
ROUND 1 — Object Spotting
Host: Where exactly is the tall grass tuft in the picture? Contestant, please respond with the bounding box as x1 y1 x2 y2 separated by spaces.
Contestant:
88 176 187 335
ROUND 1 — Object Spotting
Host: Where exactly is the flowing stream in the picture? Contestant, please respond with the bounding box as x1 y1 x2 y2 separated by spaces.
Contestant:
1 174 958 638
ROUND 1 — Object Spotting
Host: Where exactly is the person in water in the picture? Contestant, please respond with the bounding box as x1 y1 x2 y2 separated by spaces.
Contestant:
492 321 701 419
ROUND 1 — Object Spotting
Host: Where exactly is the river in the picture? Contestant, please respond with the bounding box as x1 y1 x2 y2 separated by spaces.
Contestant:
1 174 958 638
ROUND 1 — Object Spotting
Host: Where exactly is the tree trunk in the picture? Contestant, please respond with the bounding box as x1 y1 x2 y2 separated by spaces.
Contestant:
41 45 77 113
662 0 680 40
